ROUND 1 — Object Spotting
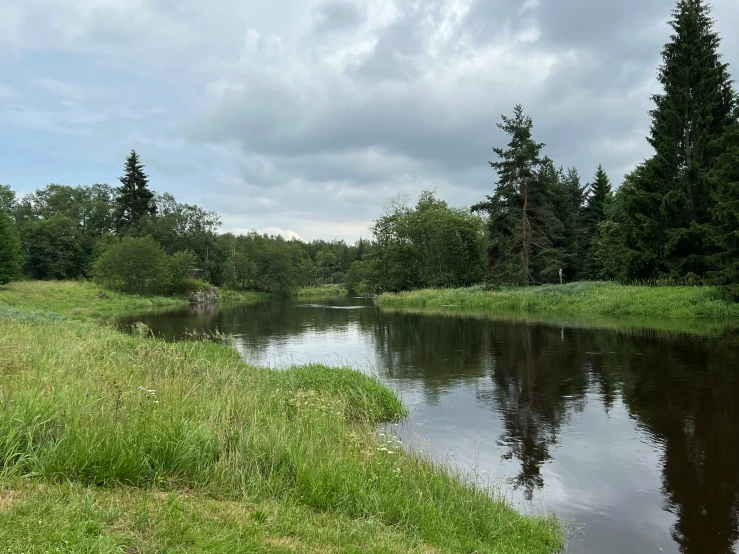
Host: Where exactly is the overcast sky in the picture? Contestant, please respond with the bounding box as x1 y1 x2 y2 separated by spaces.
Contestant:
1 0 738 242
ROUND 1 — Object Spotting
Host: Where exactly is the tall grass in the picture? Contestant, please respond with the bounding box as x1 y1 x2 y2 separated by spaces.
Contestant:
0 281 187 320
0 316 562 553
378 281 739 319
292 284 349 298
218 288 272 304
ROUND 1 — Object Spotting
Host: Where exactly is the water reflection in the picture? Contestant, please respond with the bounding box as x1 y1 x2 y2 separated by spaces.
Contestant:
118 299 739 554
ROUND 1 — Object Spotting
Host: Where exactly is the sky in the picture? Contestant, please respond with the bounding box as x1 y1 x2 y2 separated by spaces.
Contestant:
1 0 738 243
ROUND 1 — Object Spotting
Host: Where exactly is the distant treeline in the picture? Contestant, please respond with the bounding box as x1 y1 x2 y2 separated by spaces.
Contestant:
0 156 370 294
1 0 738 295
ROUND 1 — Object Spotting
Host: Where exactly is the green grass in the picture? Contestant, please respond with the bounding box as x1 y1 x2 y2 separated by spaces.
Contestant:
292 284 348 298
0 289 563 553
0 480 471 554
378 281 739 319
0 281 187 320
220 285 347 303
218 289 272 304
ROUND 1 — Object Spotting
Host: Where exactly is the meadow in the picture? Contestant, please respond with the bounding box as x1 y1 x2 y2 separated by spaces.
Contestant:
0 281 562 553
377 281 739 319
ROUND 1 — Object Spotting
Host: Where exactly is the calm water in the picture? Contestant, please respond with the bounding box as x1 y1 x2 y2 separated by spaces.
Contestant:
118 297 739 554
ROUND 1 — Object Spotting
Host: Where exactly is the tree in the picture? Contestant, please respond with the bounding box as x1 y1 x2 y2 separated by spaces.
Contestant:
709 111 739 284
0 210 21 284
114 150 156 233
582 165 613 279
315 246 339 283
0 185 15 216
366 191 485 292
547 164 588 282
23 215 86 280
583 166 612 231
93 236 170 294
473 105 553 285
169 250 198 289
618 0 736 280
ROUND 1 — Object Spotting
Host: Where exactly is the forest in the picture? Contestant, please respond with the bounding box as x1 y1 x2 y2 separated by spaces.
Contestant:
1 0 738 297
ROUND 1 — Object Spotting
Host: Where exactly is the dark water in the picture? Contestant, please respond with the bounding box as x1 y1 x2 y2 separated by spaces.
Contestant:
117 297 739 554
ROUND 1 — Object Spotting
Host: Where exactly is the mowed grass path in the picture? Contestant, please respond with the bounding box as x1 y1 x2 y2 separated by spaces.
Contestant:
0 282 562 553
378 281 739 319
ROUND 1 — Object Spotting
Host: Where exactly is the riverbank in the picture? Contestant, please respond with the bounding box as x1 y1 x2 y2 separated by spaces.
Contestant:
216 284 348 303
378 281 739 319
293 283 348 297
0 285 562 553
0 280 188 320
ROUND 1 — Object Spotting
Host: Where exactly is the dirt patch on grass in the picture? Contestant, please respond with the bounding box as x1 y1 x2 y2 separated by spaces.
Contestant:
264 536 328 553
0 490 20 512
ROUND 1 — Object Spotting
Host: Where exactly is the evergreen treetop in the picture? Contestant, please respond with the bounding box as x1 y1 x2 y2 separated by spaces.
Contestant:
114 150 156 233
584 165 612 229
614 0 736 280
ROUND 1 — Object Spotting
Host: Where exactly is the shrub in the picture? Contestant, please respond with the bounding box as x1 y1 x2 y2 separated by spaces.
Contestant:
169 250 198 289
93 235 170 294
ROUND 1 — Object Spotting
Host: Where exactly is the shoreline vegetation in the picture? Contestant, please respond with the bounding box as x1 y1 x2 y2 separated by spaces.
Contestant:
0 281 563 553
377 282 739 320
0 281 349 322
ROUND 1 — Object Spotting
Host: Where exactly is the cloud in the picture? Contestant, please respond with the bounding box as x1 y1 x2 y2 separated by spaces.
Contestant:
1 0 738 241
314 0 365 33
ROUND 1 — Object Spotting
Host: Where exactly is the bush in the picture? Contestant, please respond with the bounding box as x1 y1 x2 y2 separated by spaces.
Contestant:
330 271 346 284
172 278 214 296
169 250 198 288
93 235 170 294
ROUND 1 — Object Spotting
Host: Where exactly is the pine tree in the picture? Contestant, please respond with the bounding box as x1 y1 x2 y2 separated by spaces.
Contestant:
619 0 736 280
472 104 548 285
114 150 156 233
0 209 21 285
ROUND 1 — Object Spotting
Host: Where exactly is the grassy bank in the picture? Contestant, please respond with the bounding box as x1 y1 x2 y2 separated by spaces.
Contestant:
292 284 348 298
378 281 739 319
0 280 187 320
0 289 562 552
221 285 347 303
218 289 272 304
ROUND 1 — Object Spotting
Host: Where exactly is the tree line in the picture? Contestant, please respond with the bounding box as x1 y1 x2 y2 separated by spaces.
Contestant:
473 0 739 288
0 151 370 294
1 0 738 295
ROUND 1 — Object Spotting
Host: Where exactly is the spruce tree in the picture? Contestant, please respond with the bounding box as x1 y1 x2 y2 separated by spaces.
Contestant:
548 165 588 281
584 165 612 230
472 104 547 285
619 0 736 280
582 165 612 279
114 150 156 233
0 210 21 285
709 111 739 284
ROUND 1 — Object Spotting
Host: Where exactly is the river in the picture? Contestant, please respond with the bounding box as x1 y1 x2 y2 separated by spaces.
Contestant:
117 296 739 554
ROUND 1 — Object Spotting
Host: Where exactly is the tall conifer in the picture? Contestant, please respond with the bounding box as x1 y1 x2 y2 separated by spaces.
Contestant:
473 105 552 285
114 150 156 233
709 110 739 284
619 0 736 279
